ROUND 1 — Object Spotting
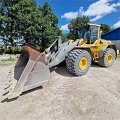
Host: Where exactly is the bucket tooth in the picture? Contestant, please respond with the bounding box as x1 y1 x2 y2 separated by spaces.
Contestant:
6 85 15 94
7 92 21 99
5 83 8 86
5 79 13 86
9 82 17 90
3 90 9 96
7 88 23 99
4 84 10 89
5 81 11 86
7 78 16 84
8 74 14 78
4 81 17 93
10 81 17 85
9 78 17 83
4 90 9 94
4 87 10 93
8 71 12 74
9 68 14 72
9 88 14 92
8 79 13 83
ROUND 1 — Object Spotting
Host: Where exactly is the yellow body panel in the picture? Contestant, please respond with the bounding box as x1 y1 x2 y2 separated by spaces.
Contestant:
55 57 59 62
77 38 114 62
69 23 117 62
68 40 74 44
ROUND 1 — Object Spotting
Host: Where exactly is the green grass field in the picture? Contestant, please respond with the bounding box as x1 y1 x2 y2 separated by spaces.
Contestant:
1 57 16 62
117 54 120 58
0 56 16 66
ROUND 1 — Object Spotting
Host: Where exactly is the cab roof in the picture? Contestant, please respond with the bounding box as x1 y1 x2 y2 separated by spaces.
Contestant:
87 23 101 27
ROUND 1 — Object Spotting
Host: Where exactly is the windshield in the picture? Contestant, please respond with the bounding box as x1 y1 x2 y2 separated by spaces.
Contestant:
78 27 87 38
78 25 98 44
78 27 90 43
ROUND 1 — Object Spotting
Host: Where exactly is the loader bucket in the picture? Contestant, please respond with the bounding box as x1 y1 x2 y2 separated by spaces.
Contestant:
5 44 50 99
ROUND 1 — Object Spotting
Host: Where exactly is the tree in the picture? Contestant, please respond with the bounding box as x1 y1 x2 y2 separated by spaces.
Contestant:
61 33 68 42
0 0 42 46
100 24 110 34
68 16 89 40
0 1 61 51
39 2 61 51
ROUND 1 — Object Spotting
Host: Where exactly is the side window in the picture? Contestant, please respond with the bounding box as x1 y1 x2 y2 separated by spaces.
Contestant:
78 30 85 38
90 26 98 44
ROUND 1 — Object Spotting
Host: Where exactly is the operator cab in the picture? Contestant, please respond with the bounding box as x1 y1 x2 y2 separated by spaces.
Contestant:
77 23 101 44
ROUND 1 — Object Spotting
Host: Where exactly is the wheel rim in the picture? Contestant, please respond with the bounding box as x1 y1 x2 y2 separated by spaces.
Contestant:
79 57 88 70
107 53 113 63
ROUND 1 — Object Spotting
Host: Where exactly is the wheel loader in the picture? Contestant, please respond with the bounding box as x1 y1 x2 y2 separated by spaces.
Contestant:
5 23 117 99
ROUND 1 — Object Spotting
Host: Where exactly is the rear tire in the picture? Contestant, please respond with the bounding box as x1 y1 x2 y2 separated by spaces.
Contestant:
98 48 116 67
66 49 91 76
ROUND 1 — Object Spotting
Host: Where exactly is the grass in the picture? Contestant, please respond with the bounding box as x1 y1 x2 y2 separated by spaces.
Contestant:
1 56 16 62
0 56 16 66
117 54 120 58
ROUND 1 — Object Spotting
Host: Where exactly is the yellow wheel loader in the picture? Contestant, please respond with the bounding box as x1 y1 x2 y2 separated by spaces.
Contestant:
5 23 117 99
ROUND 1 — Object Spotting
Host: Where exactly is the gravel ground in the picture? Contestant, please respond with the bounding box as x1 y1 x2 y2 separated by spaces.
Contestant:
0 57 120 120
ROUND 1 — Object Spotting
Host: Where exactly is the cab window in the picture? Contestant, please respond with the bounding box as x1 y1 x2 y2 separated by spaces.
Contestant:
90 26 98 44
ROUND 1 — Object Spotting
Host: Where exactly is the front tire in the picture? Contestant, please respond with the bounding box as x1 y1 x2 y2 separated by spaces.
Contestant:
66 49 91 76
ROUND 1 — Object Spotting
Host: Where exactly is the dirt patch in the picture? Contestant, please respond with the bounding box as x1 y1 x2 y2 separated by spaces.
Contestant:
0 59 120 120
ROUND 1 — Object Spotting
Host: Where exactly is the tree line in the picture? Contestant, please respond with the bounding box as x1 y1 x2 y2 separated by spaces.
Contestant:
0 0 111 52
0 0 61 51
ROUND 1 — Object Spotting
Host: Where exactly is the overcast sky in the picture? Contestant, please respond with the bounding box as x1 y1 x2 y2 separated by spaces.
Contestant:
37 0 120 33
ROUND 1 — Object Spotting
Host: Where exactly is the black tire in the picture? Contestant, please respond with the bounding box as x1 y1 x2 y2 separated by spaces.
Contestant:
98 48 116 67
66 49 91 76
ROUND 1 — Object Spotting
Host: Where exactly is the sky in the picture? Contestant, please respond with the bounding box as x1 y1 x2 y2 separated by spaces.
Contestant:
37 0 120 33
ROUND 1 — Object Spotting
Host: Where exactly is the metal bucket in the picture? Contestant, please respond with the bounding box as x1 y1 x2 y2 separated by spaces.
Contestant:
5 44 50 99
